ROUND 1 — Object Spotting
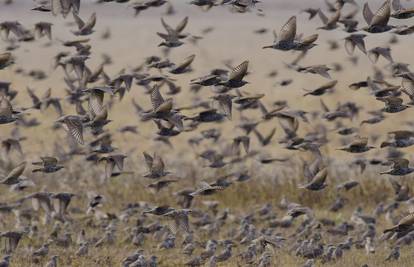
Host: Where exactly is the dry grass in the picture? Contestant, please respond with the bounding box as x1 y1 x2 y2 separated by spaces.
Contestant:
0 156 411 267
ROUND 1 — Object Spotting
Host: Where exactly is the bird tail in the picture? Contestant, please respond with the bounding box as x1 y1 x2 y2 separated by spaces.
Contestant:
140 112 154 121
297 184 306 189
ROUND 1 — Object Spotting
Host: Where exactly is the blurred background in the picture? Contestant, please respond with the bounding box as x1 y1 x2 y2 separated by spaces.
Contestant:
0 0 413 173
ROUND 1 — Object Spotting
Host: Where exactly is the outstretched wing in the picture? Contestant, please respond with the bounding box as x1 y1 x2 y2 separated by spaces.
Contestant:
73 12 85 30
83 13 97 31
279 16 296 43
175 16 188 33
143 152 154 171
363 2 374 25
65 117 84 145
370 0 391 27
228 60 249 82
150 84 165 111
392 0 402 11
0 98 13 117
161 17 175 34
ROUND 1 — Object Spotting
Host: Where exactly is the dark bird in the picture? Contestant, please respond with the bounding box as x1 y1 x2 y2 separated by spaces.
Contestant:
391 0 414 19
34 22 52 40
302 8 320 20
32 157 64 173
338 136 374 153
253 128 276 146
148 179 178 192
217 60 250 89
72 12 96 36
363 0 394 33
157 16 189 47
381 130 414 148
303 80 337 96
377 96 408 113
0 231 25 253
169 54 195 74
384 213 414 233
51 0 80 17
263 16 318 51
380 158 414 176
368 47 394 63
344 34 367 55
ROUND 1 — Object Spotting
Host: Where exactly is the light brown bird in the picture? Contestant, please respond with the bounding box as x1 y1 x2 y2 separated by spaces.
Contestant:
163 208 192 233
99 154 127 179
384 212 414 233
0 161 26 185
299 168 328 191
55 115 84 145
143 151 170 178
190 182 225 197
0 52 13 69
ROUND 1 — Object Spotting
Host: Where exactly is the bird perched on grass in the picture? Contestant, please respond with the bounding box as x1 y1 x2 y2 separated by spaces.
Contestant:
384 246 400 261
45 255 58 267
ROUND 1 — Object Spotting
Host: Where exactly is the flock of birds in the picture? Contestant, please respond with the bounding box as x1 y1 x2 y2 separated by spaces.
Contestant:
2 0 414 266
